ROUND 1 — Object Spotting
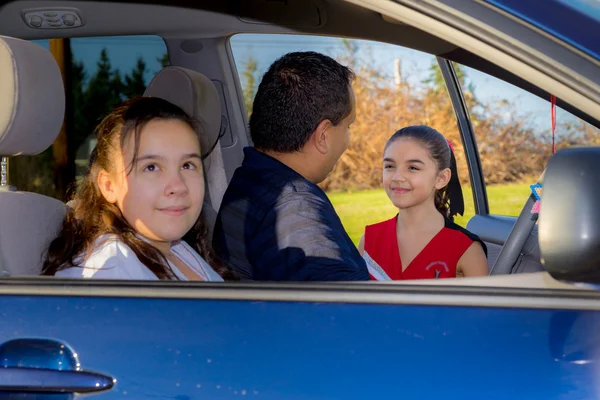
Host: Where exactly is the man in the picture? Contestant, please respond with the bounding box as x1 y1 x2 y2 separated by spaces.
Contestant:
213 51 369 281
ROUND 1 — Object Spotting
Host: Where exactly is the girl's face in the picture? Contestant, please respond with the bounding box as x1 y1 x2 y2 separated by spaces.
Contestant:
382 138 450 211
98 119 204 252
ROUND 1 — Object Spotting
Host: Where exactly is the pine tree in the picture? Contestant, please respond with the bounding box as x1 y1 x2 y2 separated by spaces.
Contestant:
124 57 147 98
111 69 125 101
74 48 123 175
158 53 169 68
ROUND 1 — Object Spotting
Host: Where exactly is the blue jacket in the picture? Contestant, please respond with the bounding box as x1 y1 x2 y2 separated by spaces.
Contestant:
213 147 369 281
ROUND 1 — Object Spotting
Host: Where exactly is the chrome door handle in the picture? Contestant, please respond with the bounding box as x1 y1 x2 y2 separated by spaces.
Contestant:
0 338 115 396
0 367 114 393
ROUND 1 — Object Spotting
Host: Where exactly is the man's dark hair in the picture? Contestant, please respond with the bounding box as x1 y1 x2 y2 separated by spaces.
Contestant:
249 51 355 153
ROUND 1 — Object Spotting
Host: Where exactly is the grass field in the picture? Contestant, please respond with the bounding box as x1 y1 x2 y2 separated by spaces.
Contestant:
328 183 532 245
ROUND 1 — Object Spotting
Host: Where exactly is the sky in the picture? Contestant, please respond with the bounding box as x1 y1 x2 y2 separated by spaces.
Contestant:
34 33 583 140
229 34 570 135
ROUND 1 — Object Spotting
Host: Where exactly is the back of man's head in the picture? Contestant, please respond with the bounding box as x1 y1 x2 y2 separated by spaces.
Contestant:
249 51 355 153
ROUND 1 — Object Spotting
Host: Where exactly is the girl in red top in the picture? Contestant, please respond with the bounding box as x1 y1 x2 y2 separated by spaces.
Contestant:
358 126 488 280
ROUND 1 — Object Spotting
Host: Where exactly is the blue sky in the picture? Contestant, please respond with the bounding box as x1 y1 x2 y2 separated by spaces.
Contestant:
230 34 572 136
35 33 580 138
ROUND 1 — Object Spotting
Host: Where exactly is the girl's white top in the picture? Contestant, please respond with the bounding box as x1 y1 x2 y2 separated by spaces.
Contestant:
54 234 223 281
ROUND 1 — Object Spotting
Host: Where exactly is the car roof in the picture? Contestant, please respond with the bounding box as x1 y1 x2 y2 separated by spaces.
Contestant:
0 0 598 126
484 0 600 61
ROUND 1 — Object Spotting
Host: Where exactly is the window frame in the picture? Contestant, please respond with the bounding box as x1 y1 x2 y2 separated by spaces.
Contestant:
437 57 489 215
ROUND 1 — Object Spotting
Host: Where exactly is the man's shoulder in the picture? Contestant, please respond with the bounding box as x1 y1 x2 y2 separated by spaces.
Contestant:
223 163 320 206
275 188 331 211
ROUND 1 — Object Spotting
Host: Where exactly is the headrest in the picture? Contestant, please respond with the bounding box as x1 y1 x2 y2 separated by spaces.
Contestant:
0 36 65 156
539 146 600 283
144 67 221 157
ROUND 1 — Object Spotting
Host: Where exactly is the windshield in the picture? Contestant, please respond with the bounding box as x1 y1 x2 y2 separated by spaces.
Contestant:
485 0 600 60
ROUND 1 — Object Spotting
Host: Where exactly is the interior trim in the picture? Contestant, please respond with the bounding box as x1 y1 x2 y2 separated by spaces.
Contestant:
0 276 598 310
437 57 488 214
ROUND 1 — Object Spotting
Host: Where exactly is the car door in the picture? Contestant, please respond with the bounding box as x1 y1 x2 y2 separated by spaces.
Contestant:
3 0 600 398
2 279 600 399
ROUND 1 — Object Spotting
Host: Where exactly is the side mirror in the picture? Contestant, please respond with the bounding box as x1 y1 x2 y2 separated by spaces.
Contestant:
539 147 600 283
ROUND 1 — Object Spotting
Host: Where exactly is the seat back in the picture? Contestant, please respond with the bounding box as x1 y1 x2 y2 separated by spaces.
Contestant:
144 67 228 239
0 36 67 275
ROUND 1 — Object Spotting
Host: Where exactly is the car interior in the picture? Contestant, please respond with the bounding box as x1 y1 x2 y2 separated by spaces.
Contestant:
0 0 598 287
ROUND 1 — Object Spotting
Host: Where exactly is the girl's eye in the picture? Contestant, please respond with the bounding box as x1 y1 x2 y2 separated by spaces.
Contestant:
182 161 198 170
144 164 159 172
383 164 395 170
408 165 420 171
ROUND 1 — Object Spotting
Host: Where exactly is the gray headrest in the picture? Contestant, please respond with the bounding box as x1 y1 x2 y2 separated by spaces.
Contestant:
0 36 65 156
144 67 221 156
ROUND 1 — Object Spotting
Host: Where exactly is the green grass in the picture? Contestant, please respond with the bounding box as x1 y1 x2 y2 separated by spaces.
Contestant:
328 183 532 245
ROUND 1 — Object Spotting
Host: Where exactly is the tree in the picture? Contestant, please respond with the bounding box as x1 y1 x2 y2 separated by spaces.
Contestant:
69 48 125 184
425 61 467 90
124 57 147 98
241 56 258 116
12 45 571 198
158 53 169 68
424 61 477 112
83 49 123 123
111 69 125 100
82 50 119 121
339 39 359 69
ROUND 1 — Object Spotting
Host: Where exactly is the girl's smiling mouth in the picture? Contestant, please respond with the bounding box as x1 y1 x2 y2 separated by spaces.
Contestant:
391 187 411 195
158 206 189 216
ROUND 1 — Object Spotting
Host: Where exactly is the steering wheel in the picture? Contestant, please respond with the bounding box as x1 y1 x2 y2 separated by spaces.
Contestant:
489 172 544 275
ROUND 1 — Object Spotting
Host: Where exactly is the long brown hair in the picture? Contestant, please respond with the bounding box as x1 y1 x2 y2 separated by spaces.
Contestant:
385 125 464 220
42 96 234 280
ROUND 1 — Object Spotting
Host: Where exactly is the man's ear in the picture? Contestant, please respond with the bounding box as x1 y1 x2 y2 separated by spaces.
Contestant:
97 169 118 204
435 168 451 190
310 119 333 155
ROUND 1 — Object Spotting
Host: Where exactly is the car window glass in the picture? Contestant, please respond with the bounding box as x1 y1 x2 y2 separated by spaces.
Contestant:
455 62 600 216
12 36 168 200
230 34 470 244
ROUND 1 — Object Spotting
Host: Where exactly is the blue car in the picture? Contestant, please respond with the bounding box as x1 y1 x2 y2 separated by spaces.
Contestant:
0 0 599 398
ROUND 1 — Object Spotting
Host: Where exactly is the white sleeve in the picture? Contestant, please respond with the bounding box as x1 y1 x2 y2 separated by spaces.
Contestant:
200 258 224 282
55 239 154 280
